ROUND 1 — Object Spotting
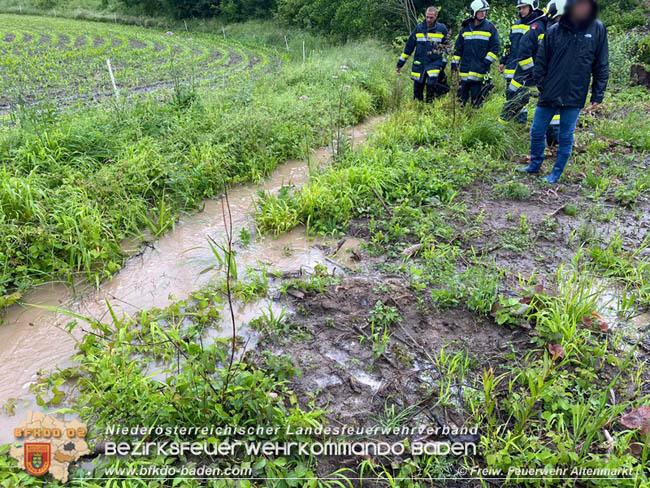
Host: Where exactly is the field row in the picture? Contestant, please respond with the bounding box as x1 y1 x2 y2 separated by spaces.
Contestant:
0 14 275 107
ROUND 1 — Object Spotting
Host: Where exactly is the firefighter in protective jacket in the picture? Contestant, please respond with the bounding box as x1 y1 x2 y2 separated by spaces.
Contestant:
451 0 500 106
500 0 541 85
499 0 547 123
397 7 450 102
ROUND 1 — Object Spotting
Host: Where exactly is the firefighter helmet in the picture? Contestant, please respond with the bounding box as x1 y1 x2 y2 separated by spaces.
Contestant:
470 0 490 17
516 0 539 9
553 0 571 17
545 0 562 18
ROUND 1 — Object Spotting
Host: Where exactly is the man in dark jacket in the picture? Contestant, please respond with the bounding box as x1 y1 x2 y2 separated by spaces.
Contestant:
451 0 501 106
518 0 609 183
499 0 547 124
397 7 450 103
543 0 563 146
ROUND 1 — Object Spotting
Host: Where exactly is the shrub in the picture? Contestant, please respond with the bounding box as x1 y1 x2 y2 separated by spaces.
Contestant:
608 28 644 85
638 33 650 66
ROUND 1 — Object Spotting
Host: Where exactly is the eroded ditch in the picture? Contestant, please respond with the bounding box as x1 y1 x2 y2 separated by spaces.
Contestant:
0 116 383 444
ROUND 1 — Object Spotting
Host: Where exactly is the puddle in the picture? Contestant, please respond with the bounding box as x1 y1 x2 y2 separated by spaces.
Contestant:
594 280 650 346
0 381 77 445
324 349 382 392
205 297 288 349
0 116 383 436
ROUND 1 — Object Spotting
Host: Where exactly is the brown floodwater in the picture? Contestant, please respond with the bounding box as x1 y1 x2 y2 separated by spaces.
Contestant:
0 117 382 444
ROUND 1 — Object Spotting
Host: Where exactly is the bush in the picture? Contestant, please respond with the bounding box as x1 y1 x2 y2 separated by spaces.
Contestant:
599 0 650 30
638 33 650 66
607 28 644 85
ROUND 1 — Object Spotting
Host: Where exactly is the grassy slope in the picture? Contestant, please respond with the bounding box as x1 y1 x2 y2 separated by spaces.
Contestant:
0 18 398 307
251 72 650 483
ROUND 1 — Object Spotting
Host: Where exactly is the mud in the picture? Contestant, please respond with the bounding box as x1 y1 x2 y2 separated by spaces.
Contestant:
0 117 383 442
129 38 146 49
74 35 87 49
457 180 650 290
253 273 521 475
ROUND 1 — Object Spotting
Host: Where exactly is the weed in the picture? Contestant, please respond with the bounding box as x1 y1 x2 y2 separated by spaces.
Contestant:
564 203 578 217
363 301 401 359
494 180 531 201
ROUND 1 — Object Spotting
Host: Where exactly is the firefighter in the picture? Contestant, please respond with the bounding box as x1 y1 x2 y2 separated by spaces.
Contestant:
397 7 450 103
499 0 547 124
499 0 540 89
518 0 609 183
451 0 500 107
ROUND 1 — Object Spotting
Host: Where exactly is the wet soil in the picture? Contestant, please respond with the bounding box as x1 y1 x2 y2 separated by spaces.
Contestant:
454 177 650 291
262 274 521 421
0 116 383 443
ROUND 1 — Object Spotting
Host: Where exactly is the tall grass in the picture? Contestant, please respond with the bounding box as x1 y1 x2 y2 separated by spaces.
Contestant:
255 95 522 236
0 35 398 303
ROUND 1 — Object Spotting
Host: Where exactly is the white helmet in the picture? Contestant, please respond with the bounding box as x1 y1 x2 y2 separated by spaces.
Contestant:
545 0 562 18
470 0 490 17
517 0 539 9
554 0 570 16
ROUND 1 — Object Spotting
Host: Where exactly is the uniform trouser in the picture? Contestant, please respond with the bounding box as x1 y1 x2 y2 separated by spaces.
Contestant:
501 86 560 144
546 118 560 146
414 72 448 102
529 106 581 177
414 80 435 103
458 80 483 106
501 87 530 124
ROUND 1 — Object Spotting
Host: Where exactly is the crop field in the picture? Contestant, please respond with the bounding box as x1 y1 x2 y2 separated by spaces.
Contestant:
1 4 650 487
0 16 395 309
0 14 272 108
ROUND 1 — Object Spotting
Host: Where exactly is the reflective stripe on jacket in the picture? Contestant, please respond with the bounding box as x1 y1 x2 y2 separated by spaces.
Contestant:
509 12 548 91
398 21 449 83
452 18 500 82
501 10 539 80
534 14 609 108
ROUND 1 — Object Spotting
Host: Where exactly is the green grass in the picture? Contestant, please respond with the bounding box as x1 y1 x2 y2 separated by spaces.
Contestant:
0 21 398 307
249 54 650 485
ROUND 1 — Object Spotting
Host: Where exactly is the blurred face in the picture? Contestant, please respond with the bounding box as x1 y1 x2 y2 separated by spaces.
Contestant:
425 9 438 26
475 9 487 20
570 0 593 21
519 5 531 17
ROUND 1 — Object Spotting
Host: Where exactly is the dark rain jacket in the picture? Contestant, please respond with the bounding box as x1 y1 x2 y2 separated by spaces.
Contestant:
508 10 548 92
397 21 449 84
452 18 500 82
501 10 541 81
534 2 609 108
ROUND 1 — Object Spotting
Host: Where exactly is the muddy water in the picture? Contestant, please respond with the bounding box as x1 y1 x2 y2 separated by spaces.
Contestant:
595 281 650 345
0 117 380 443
